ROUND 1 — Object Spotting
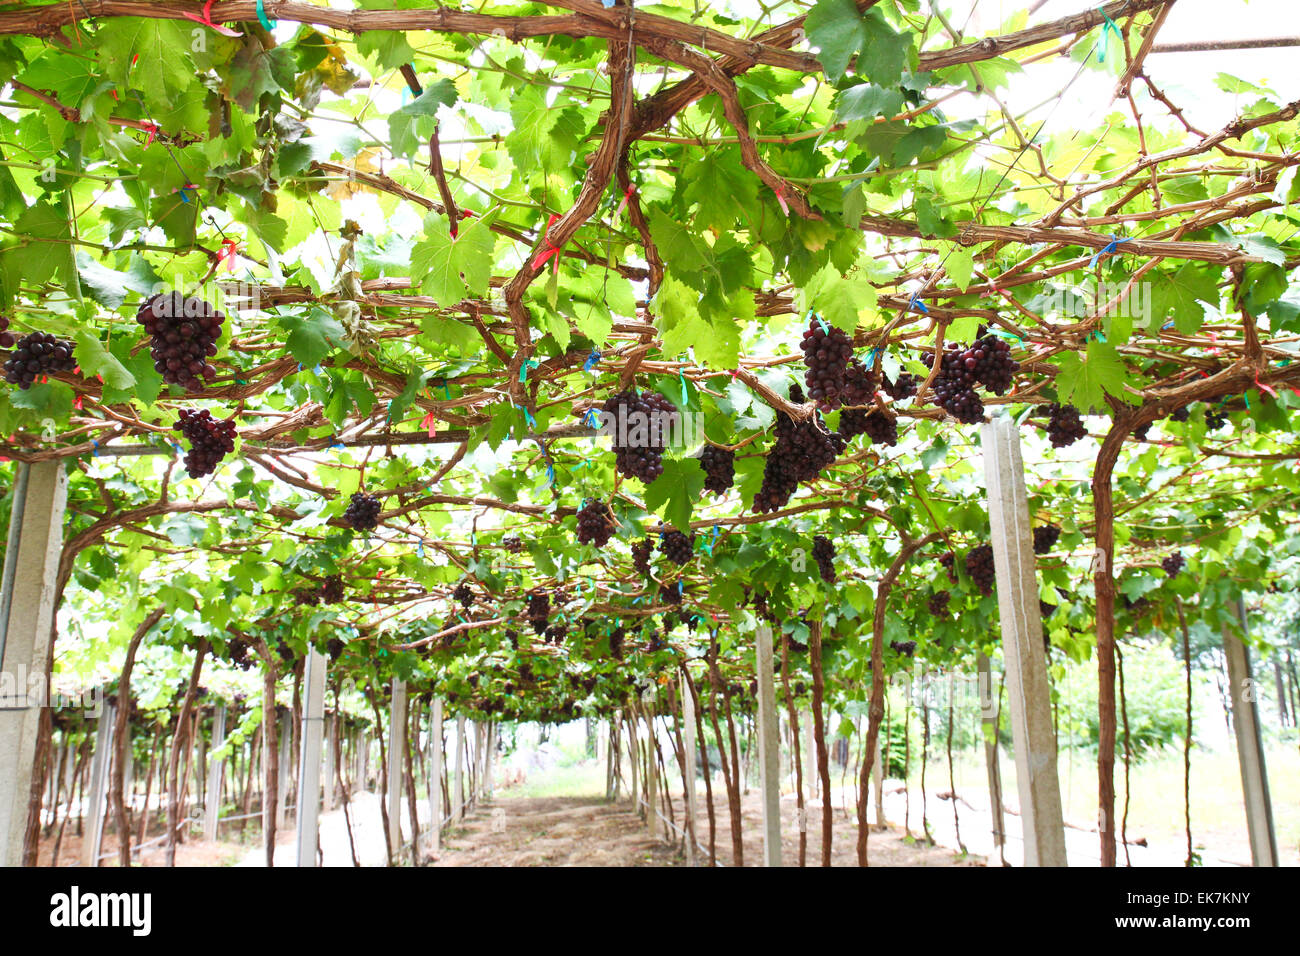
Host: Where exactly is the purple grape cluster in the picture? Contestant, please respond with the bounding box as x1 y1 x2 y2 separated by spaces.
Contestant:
928 590 950 619
320 575 345 603
1162 552 1184 578
1046 403 1087 448
800 316 854 411
938 550 957 583
135 292 223 390
0 314 14 349
526 592 550 635
344 492 381 531
576 499 614 546
631 537 653 576
883 372 919 400
965 543 996 596
699 444 735 495
659 529 694 565
812 534 836 583
3 331 75 389
841 359 877 406
175 408 236 478
603 388 679 483
752 385 842 513
1033 524 1061 554
453 582 474 609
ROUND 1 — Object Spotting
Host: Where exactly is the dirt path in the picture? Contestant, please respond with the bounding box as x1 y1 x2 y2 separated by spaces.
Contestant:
432 790 980 867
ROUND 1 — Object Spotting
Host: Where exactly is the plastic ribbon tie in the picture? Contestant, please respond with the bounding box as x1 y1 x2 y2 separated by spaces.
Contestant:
175 184 199 203
615 184 635 220
1096 7 1122 63
1243 391 1251 410
773 186 790 216
678 370 689 405
544 460 556 487
519 359 539 383
677 580 684 595
514 403 536 428
908 294 929 314
73 395 83 410
183 0 241 36
530 214 563 273
330 441 346 450
216 238 238 272
421 411 437 438
583 408 601 429
815 315 830 334
703 524 718 556
1255 373 1278 399
91 440 99 456
416 539 425 558
140 122 160 147
256 0 277 31
583 349 601 372
1088 236 1131 267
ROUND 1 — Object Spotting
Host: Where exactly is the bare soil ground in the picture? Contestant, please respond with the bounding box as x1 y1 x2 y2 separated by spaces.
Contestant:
430 790 981 867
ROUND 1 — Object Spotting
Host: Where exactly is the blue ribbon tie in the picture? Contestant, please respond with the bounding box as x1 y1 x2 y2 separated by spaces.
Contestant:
1088 236 1131 268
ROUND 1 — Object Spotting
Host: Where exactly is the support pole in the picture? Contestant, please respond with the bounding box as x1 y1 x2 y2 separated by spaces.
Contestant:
626 713 638 814
977 654 1006 852
1222 598 1278 867
681 675 698 866
321 714 336 813
754 622 783 866
81 696 116 867
203 704 227 843
427 698 443 855
645 709 659 840
275 716 290 831
483 722 495 801
295 649 327 867
981 414 1067 866
0 461 68 867
387 678 406 855
453 714 466 820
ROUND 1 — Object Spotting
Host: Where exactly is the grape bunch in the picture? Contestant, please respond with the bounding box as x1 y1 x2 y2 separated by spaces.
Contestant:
292 587 321 607
800 316 855 410
883 372 919 401
344 492 381 531
938 551 957 583
837 407 871 440
965 543 996 596
631 538 653 576
0 314 13 349
503 535 523 553
841 359 877 407
1033 524 1061 555
175 408 236 478
890 640 918 657
969 333 1019 395
609 627 625 660
134 292 223 390
603 388 679 483
576 499 614 547
453 582 474 609
659 580 683 605
699 445 735 495
1170 404 1191 423
544 623 567 646
3 331 76 389
811 534 836 583
1045 403 1087 448
326 638 345 662
928 590 950 619
1205 408 1227 431
1162 552 1184 578
526 592 550 635
861 409 898 446
753 385 841 513
1040 600 1058 619
226 637 253 672
659 529 695 565
320 575 344 603
931 346 985 424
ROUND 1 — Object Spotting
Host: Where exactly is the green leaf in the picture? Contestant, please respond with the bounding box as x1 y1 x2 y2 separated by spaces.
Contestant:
387 78 458 157
642 459 705 532
1149 264 1218 334
98 19 196 114
73 331 135 391
945 246 974 292
835 83 904 123
1053 339 1134 412
796 264 877 333
806 0 910 86
276 307 346 367
410 210 497 306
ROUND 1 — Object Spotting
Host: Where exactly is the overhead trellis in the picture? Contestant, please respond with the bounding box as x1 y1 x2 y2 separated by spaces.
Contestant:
0 0 1298 868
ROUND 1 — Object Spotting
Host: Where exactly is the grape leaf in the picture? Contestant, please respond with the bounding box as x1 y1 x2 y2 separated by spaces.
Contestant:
1053 339 1134 412
643 458 705 533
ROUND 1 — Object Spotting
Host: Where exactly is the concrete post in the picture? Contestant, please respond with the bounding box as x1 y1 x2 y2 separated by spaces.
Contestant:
977 654 1006 850
387 678 406 856
1222 598 1278 867
295 649 327 867
203 705 228 843
626 714 638 814
681 678 698 866
427 698 443 854
645 710 659 839
275 717 290 831
0 461 68 866
754 623 783 866
322 714 336 813
805 710 818 804
81 696 116 867
981 414 1067 866
453 714 466 820
483 722 495 800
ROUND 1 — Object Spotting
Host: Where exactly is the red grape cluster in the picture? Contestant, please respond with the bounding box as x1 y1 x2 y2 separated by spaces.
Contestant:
344 492 381 531
931 346 985 424
603 388 679 483
1162 552 1184 577
811 534 836 583
699 444 735 495
453 582 474 608
526 592 550 634
503 535 523 553
861 409 898 446
135 292 223 390
1033 524 1061 554
1205 408 1227 431
928 590 950 619
970 333 1019 394
883 372 919 400
1040 600 1058 619
841 359 877 406
320 575 345 603
938 550 957 583
175 408 236 478
326 638 345 662
800 316 854 410
0 314 14 348
292 587 321 607
753 385 842 513
576 499 614 546
965 543 996 596
659 529 695 565
890 640 917 657
226 637 254 672
609 626 625 660
3 331 76 389
659 580 683 605
1045 403 1087 447
631 537 653 576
